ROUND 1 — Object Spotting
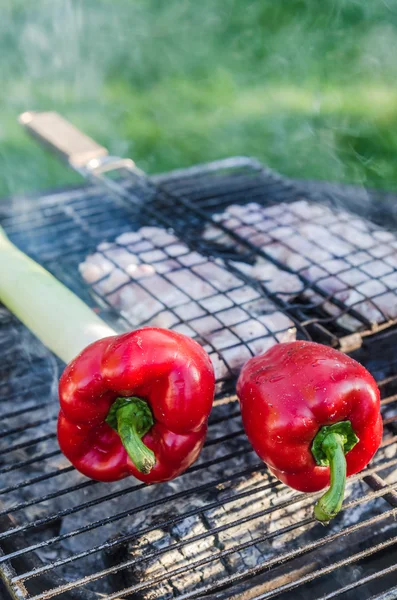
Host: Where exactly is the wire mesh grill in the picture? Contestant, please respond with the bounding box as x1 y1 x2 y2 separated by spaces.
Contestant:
1 159 397 600
203 201 397 325
150 161 397 344
79 225 295 385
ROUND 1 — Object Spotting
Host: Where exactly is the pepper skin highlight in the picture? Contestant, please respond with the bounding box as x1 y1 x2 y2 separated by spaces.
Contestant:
58 328 215 483
237 341 382 522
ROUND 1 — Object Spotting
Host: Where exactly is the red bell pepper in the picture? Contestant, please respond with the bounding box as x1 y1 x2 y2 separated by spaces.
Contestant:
237 341 382 522
58 328 215 483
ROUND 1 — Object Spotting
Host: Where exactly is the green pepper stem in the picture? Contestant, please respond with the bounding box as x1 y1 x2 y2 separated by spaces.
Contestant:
106 397 156 474
311 420 359 524
314 433 347 523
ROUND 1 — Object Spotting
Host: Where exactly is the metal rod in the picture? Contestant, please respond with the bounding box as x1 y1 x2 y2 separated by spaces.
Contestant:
11 462 397 588
84 504 397 600
0 450 61 475
0 451 258 551
0 466 74 496
0 547 28 600
0 402 50 420
3 120 397 599
317 562 397 600
0 433 56 457
24 462 397 596
249 534 397 600
15 474 280 585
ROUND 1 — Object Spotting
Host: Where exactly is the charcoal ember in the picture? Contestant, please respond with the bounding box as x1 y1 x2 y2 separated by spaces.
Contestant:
114 515 224 598
104 505 229 598
102 468 390 599
1 402 246 592
215 495 396 600
104 533 175 600
206 474 308 573
206 476 395 600
99 405 257 597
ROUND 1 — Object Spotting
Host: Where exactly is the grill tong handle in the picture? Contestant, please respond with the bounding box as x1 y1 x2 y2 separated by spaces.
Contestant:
19 111 137 176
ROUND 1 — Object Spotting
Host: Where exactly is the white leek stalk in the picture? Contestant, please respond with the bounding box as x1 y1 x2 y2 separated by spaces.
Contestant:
0 226 116 364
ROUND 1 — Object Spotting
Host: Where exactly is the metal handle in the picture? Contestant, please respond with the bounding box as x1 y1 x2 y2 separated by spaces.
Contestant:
19 111 109 169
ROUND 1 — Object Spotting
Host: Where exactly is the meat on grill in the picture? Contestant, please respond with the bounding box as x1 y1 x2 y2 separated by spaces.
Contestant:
79 227 296 381
203 200 397 328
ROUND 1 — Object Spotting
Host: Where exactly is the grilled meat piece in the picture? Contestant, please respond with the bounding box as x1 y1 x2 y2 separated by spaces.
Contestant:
204 200 397 329
79 227 296 381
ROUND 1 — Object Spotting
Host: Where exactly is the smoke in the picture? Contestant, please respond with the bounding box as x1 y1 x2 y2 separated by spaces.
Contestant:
1 1 397 199
2 4 397 596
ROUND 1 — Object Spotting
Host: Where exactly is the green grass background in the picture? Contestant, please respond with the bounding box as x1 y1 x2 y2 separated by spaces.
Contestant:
2 0 397 198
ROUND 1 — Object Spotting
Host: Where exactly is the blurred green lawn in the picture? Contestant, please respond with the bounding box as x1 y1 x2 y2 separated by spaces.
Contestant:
1 0 397 198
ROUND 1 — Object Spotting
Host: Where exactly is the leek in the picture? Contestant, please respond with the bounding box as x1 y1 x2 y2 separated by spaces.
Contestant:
0 226 116 364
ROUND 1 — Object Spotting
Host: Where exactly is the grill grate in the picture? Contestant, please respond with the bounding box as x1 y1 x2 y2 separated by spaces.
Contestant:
157 164 397 338
1 158 397 600
82 157 397 350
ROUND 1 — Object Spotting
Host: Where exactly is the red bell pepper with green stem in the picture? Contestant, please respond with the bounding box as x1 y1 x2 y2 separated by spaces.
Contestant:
0 228 215 484
237 341 382 522
58 328 215 483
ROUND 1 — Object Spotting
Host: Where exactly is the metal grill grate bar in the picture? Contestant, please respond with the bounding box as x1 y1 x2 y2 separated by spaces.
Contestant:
0 434 57 457
319 564 397 600
381 394 397 406
0 450 61 475
0 402 240 461
0 467 74 496
11 455 397 590
80 504 397 600
250 535 397 600
0 480 97 518
367 583 397 600
20 475 397 598
150 182 375 328
0 402 51 420
0 451 258 551
0 411 242 476
14 473 278 585
2 418 55 439
2 149 397 599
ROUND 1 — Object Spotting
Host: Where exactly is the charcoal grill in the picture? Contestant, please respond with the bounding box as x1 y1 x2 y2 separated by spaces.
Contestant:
0 112 397 599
